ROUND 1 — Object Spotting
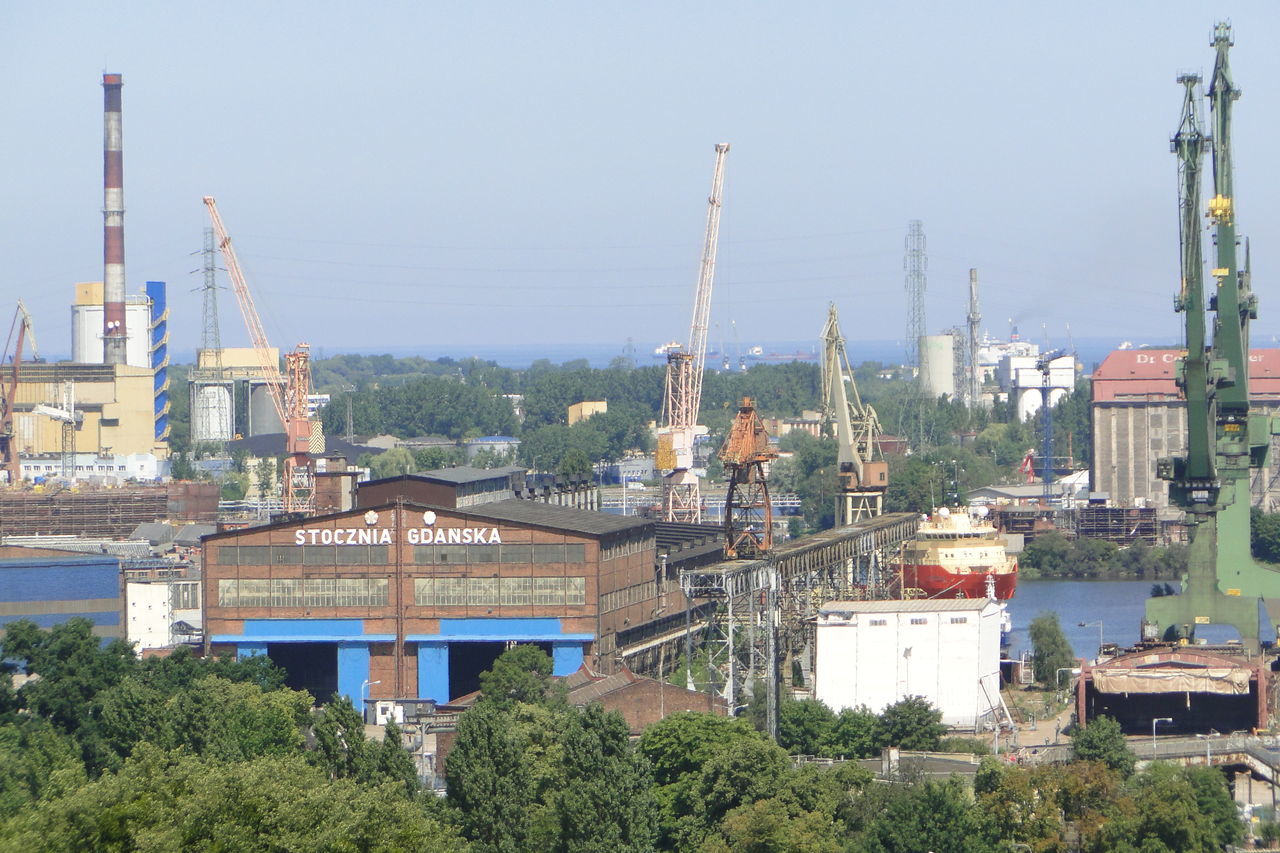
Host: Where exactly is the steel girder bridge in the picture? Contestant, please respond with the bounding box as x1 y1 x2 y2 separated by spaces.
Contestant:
678 512 919 733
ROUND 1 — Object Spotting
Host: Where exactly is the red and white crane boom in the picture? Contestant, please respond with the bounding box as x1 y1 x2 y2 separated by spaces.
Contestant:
660 143 729 523
203 196 314 514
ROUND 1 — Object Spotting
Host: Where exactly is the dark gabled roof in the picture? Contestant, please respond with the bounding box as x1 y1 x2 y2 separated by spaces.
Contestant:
361 466 526 490
454 499 651 537
131 522 175 545
173 523 217 547
224 434 387 460
417 465 526 485
203 497 651 542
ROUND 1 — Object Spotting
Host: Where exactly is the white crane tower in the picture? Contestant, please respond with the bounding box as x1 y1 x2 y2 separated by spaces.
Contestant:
659 143 730 523
821 304 888 524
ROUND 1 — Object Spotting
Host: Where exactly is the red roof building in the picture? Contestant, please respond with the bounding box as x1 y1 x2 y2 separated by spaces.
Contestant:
1091 349 1280 518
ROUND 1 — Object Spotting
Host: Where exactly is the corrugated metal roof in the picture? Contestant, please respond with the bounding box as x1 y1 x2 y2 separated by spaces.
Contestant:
459 499 652 537
363 466 526 488
819 598 995 614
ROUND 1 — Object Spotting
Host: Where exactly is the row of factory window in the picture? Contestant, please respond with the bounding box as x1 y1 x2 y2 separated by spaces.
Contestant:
866 616 969 627
218 578 389 608
600 536 654 562
214 543 588 567
599 580 657 613
413 576 586 607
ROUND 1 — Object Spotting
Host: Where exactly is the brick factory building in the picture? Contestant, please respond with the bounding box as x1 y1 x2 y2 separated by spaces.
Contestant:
203 468 710 708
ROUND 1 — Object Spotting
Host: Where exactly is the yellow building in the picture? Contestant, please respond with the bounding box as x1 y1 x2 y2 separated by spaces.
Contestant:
568 400 607 425
12 363 167 459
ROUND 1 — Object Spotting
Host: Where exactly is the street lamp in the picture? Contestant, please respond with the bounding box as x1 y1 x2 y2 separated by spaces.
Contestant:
1152 716 1173 758
1196 729 1220 763
361 679 381 723
1078 621 1104 660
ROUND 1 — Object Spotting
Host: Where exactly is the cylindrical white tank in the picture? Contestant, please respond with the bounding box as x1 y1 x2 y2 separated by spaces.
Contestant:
191 384 233 442
71 300 150 368
919 334 956 398
248 381 284 436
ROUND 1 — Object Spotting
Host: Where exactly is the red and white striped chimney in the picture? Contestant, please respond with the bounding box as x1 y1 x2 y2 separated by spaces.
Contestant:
102 73 127 365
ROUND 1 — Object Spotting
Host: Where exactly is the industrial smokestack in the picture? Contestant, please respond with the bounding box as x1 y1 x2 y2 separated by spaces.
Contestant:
102 73 127 365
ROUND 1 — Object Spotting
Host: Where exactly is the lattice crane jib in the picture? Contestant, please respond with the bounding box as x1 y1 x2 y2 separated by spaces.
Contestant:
661 143 730 523
720 398 778 559
1 302 36 485
1146 25 1280 649
821 305 887 524
203 197 314 515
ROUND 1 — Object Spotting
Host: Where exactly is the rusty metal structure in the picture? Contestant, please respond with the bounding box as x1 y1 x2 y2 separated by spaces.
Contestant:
101 74 128 365
204 197 315 515
719 398 777 559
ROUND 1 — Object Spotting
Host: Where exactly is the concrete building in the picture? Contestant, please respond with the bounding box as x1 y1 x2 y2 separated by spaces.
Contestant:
0 550 125 639
21 451 167 484
464 435 520 462
814 598 1004 729
1007 354 1077 421
568 401 607 425
1091 349 1280 517
126 566 201 653
11 362 165 460
919 334 956 398
203 469 698 707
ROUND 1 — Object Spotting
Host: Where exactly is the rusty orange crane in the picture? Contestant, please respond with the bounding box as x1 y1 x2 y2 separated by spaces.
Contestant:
203 196 314 514
719 397 777 559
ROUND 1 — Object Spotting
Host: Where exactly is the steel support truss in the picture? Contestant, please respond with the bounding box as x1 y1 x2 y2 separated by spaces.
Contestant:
679 513 919 736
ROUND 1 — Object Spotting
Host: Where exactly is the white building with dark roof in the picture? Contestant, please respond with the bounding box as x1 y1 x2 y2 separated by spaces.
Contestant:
814 598 1005 729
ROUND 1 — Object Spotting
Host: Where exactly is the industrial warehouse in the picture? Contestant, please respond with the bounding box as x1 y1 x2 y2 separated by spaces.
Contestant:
203 467 716 706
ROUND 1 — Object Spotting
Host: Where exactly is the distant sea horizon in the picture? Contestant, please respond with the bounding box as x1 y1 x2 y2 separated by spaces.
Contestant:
156 336 1151 372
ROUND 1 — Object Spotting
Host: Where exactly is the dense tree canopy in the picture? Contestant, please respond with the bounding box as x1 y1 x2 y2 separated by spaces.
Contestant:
0 620 1250 851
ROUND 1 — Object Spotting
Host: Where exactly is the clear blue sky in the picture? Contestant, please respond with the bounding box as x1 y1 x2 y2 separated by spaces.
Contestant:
2 3 1278 359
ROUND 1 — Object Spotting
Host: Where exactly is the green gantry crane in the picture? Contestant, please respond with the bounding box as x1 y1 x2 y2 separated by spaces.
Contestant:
1146 24 1280 648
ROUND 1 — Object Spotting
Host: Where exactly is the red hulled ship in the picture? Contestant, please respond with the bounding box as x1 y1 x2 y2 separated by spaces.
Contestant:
899 506 1018 600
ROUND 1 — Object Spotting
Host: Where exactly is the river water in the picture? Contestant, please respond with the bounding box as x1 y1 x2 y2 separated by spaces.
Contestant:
1003 579 1153 659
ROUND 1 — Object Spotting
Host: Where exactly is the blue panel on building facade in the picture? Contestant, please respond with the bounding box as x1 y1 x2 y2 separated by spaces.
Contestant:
2 610 121 630
435 617 565 637
551 642 584 676
0 558 121 603
336 642 371 707
418 642 449 703
239 618 369 637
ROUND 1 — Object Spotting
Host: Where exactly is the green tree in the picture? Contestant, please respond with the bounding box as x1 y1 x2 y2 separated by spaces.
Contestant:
445 701 533 852
0 720 85 820
777 697 836 755
1091 762 1223 852
1253 507 1280 563
703 797 843 853
863 777 983 853
366 446 416 479
827 706 881 758
1071 715 1135 776
876 696 946 750
1029 611 1075 688
477 644 560 706
538 703 654 851
0 618 138 740
1183 765 1243 849
0 747 465 853
1021 530 1073 577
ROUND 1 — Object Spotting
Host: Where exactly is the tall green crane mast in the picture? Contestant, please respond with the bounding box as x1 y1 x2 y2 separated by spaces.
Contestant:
1146 24 1280 649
